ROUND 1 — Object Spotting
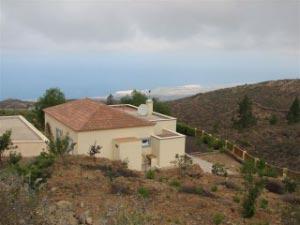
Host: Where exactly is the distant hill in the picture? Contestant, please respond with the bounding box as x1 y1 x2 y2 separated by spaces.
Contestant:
169 79 300 171
0 99 35 110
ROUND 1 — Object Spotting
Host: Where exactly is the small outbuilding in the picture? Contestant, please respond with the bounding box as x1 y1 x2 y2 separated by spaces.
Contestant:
0 115 48 157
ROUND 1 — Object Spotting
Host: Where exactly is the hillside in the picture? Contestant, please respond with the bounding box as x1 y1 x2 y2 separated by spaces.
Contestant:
169 79 300 171
1 156 298 225
0 98 34 109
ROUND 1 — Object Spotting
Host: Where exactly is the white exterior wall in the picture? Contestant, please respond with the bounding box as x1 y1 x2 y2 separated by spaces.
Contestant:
153 119 176 135
44 114 78 153
5 141 47 157
113 140 142 171
77 126 154 159
151 135 185 168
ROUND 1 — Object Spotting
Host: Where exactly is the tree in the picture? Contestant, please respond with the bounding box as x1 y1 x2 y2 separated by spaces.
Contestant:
153 98 171 115
106 94 115 105
120 90 171 115
234 95 256 129
47 135 76 160
171 154 193 177
120 90 147 106
241 160 266 218
0 130 13 163
287 97 300 124
34 88 66 130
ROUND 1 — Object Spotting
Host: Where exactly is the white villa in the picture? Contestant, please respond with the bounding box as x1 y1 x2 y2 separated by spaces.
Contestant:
44 98 185 170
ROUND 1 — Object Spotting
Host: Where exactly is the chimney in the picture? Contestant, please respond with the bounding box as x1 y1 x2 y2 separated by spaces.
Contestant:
146 98 153 116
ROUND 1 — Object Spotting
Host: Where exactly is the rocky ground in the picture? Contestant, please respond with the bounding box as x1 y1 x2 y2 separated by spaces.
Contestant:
0 156 299 225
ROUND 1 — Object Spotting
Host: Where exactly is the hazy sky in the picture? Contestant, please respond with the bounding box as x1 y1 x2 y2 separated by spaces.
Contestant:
0 0 299 100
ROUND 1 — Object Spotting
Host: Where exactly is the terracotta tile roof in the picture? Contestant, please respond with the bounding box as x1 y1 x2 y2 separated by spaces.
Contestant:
43 99 154 132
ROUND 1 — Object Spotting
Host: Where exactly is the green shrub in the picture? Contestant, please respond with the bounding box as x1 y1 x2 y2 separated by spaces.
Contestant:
269 114 278 125
176 123 195 136
138 187 150 199
145 169 155 179
47 135 76 158
8 151 22 165
211 185 218 192
283 178 297 193
212 163 227 177
16 152 55 188
212 139 225 150
233 195 240 203
172 154 193 177
260 198 268 209
213 213 225 225
169 179 181 188
241 160 265 218
226 142 234 151
195 186 204 195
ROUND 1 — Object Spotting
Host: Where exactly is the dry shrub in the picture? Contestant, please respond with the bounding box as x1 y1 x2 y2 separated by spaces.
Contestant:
186 164 203 178
180 183 215 198
110 177 136 195
265 178 285 194
281 194 300 205
82 159 140 179
221 180 241 191
0 174 48 225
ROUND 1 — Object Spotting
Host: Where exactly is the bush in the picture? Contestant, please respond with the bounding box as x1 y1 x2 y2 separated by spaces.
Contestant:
169 179 181 188
260 198 268 209
283 178 297 193
212 163 227 177
176 123 195 136
138 187 150 199
111 177 134 195
265 179 285 194
16 152 55 188
180 184 215 198
8 151 22 165
211 185 218 192
233 195 240 203
226 142 234 151
145 169 155 179
241 160 265 218
269 114 278 125
212 139 225 150
213 213 225 225
281 194 300 205
242 185 260 218
172 154 193 177
47 135 76 158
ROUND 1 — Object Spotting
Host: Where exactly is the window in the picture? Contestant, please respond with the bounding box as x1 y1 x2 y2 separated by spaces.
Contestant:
55 128 63 139
141 138 150 148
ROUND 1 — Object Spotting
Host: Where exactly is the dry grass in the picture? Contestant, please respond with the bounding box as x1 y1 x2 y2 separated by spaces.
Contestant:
169 79 300 170
36 155 292 225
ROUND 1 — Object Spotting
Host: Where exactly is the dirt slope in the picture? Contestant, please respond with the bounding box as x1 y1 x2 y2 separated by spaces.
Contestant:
169 79 300 171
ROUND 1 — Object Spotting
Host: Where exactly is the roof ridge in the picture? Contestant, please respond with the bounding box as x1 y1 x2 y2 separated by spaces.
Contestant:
78 100 103 130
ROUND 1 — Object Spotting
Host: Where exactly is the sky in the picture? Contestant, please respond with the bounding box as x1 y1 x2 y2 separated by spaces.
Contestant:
0 0 299 100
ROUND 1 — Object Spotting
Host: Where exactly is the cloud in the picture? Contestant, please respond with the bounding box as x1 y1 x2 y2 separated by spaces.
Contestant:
1 0 299 54
104 83 241 101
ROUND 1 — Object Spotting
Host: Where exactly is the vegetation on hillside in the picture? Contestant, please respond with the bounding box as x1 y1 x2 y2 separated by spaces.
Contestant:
0 151 299 225
169 79 300 170
233 95 257 129
0 130 13 163
287 97 300 124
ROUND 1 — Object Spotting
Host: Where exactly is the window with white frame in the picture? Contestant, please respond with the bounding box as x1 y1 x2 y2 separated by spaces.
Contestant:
141 138 150 148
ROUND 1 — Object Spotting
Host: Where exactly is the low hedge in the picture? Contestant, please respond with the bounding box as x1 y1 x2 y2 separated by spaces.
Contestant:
176 122 195 136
